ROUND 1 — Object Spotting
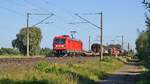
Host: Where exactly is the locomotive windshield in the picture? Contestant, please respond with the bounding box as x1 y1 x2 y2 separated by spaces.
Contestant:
54 38 65 44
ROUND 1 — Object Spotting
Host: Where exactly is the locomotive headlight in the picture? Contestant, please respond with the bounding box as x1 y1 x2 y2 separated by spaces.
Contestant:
55 45 64 48
55 45 58 47
61 45 64 47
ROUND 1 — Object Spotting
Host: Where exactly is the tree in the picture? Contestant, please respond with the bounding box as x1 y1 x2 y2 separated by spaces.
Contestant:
143 0 150 9
135 0 150 61
12 27 42 56
136 31 149 59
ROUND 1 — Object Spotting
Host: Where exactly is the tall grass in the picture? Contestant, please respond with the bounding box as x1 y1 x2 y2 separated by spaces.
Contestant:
35 57 123 83
0 68 77 84
0 57 123 84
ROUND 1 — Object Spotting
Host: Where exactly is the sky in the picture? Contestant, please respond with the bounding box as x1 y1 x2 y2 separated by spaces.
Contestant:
0 0 146 50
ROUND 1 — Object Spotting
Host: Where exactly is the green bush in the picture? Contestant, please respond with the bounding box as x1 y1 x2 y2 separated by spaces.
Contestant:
45 66 68 74
35 61 69 74
136 71 150 84
40 48 53 57
34 61 49 71
0 48 20 55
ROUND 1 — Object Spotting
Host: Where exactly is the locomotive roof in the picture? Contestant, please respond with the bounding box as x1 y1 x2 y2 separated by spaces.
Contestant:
55 35 69 38
54 35 82 42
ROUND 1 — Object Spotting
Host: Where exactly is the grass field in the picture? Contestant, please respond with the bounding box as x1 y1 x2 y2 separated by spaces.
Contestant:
0 57 123 84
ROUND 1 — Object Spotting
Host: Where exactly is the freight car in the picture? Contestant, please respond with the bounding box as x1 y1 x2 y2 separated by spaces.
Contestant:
90 43 109 56
90 43 129 56
91 43 100 53
53 35 83 56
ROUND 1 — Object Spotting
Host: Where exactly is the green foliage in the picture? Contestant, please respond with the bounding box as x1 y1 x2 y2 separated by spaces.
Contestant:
136 71 150 84
35 61 49 71
40 48 53 57
135 2 150 83
135 0 150 62
0 48 20 55
136 31 149 60
12 27 42 56
35 61 69 74
45 66 68 74
143 0 150 9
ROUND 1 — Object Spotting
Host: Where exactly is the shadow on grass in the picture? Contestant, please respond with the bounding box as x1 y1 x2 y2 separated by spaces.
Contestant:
0 78 53 84
135 71 150 84
99 73 139 84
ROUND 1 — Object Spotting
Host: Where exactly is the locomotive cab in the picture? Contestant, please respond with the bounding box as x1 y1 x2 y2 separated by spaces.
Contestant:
53 38 66 48
53 37 67 56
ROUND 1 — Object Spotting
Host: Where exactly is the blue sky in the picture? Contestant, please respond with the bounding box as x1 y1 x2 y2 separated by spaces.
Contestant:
0 0 146 50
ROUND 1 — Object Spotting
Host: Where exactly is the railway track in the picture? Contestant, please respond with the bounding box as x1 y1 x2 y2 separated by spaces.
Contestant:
0 56 100 64
0 57 46 64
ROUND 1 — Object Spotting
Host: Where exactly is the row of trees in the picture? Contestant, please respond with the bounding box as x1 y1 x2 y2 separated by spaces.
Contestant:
136 0 150 62
0 47 53 56
0 48 20 55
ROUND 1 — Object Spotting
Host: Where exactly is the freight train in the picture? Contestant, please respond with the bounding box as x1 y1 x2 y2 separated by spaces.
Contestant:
53 35 127 57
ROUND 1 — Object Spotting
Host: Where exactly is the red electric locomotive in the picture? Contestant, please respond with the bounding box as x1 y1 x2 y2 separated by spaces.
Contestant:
53 35 83 56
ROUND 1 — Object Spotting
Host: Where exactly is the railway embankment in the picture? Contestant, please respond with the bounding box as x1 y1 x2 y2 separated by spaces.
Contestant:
0 57 124 84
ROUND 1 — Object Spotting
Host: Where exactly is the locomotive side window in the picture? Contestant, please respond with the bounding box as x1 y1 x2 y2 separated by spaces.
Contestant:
54 38 65 44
